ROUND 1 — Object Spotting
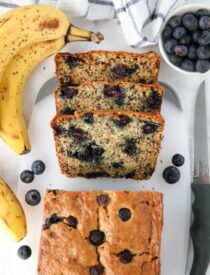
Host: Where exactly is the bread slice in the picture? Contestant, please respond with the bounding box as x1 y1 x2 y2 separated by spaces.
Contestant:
55 50 160 86
55 81 164 115
51 110 164 180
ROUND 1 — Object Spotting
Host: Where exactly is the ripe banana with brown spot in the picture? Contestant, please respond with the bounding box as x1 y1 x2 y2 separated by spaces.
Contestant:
0 178 26 241
0 5 103 154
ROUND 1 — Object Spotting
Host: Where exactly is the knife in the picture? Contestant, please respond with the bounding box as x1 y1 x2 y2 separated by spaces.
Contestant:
190 81 210 275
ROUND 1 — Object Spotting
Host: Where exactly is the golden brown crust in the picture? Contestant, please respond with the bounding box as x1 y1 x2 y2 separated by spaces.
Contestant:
38 190 163 275
50 111 164 180
55 50 160 85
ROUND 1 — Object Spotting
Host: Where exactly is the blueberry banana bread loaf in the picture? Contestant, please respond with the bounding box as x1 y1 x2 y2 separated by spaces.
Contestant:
55 50 160 86
51 110 164 180
38 190 163 275
55 81 164 115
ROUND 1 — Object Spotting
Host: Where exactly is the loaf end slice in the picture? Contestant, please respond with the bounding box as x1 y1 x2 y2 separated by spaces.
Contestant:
55 81 165 115
51 110 164 180
55 50 160 86
38 190 163 275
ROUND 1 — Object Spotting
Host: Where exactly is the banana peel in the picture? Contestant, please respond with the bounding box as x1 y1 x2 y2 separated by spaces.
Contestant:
0 178 26 242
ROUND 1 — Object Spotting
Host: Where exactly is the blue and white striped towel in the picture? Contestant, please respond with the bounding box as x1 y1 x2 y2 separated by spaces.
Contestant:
1 0 184 48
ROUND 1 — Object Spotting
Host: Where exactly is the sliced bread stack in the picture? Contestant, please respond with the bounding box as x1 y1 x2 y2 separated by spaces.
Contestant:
51 50 165 180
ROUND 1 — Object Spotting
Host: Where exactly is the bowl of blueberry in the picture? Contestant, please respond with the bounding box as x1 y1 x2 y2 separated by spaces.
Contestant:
159 4 210 74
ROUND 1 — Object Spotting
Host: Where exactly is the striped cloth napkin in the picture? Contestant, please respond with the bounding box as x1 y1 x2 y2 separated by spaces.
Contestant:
1 0 183 48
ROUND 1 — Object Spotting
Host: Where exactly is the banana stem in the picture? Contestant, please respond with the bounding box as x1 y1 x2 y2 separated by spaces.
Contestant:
66 24 104 44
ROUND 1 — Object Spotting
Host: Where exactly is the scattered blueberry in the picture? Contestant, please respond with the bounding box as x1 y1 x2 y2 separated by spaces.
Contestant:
179 35 192 45
146 90 162 110
169 54 183 65
172 154 185 167
71 142 104 163
199 16 210 30
60 87 77 99
43 213 63 229
188 45 197 60
17 245 32 260
88 230 105 246
183 14 198 31
163 166 180 184
83 112 94 124
111 64 137 78
53 124 63 136
65 56 83 68
163 39 177 54
119 249 133 264
125 170 136 179
25 189 41 206
172 27 187 40
198 30 210 45
60 107 75 115
195 59 210 73
168 15 182 28
113 115 132 127
68 126 87 142
112 162 123 169
66 215 78 228
119 208 131 221
180 59 195 72
97 194 109 205
162 25 172 41
31 160 45 175
89 265 104 275
20 170 34 183
103 86 125 106
197 46 210 59
175 45 188 57
124 139 137 156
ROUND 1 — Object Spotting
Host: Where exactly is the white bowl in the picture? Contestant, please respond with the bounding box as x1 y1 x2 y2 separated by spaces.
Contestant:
158 3 210 75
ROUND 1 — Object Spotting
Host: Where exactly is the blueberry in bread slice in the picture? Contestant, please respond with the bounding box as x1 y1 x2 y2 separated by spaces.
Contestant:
55 50 160 86
38 190 163 275
55 81 164 115
51 110 164 180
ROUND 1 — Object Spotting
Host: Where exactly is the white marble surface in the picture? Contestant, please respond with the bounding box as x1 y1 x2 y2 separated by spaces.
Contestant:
0 4 209 275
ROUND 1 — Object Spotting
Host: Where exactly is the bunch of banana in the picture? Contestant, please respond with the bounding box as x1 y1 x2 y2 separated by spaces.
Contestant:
0 4 103 154
0 178 26 241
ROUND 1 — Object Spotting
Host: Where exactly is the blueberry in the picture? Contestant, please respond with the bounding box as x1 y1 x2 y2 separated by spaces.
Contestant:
17 245 32 260
163 39 177 54
68 126 87 142
119 249 133 264
192 31 201 43
53 124 63 136
31 160 45 175
97 194 109 205
180 59 195 72
169 54 183 65
172 27 187 40
103 86 125 106
119 208 131 221
168 15 182 28
111 64 137 78
25 189 41 206
88 230 105 246
89 265 104 275
197 46 210 59
60 87 77 99
112 162 123 169
146 90 162 110
125 170 136 179
195 59 210 73
124 139 137 156
179 35 192 45
65 56 83 68
83 112 94 124
198 30 210 45
175 45 188 57
113 115 132 127
199 16 210 30
143 122 158 134
20 170 34 183
71 142 104 163
188 45 197 60
162 25 172 41
183 13 198 31
195 9 210 18
43 213 63 229
172 154 185 167
163 166 180 184
60 107 75 115
66 215 78 228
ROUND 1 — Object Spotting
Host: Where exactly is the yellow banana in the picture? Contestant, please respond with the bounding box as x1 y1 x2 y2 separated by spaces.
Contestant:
0 178 26 241
0 38 65 154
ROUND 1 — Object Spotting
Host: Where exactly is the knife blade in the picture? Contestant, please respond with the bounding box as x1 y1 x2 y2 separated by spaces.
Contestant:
190 81 210 275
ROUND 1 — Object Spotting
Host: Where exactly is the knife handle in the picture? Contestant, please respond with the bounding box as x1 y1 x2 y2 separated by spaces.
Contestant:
190 182 210 275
